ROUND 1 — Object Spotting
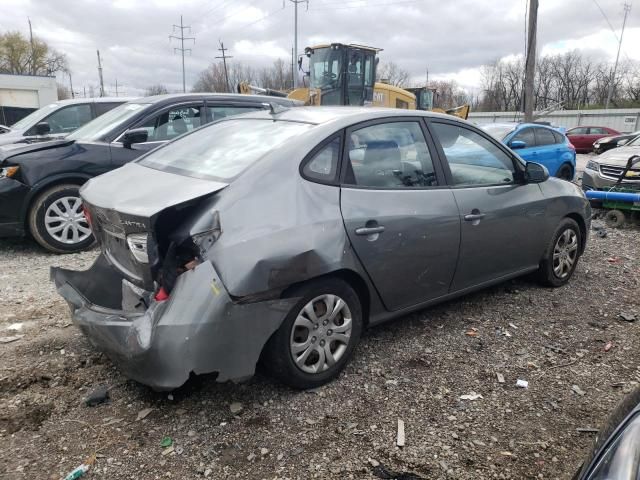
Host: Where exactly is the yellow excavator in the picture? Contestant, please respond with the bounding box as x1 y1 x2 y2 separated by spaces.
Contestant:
238 43 469 119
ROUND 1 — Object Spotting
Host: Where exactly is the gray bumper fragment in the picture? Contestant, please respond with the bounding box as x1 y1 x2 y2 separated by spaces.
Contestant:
51 254 297 390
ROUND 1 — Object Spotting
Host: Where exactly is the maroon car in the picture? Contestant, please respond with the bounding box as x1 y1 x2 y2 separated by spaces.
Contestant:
566 126 620 153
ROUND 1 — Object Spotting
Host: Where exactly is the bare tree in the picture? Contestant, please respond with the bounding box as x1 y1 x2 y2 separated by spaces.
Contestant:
376 61 410 87
56 83 71 100
144 84 169 96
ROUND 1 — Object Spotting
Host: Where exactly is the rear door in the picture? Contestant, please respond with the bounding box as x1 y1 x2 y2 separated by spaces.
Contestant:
428 119 546 292
339 118 461 311
533 126 562 174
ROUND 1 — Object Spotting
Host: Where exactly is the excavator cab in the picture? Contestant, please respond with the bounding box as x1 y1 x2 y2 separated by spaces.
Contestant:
406 87 435 111
305 43 379 106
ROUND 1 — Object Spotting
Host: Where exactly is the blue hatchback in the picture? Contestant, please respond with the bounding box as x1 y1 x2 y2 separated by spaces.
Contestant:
480 123 576 181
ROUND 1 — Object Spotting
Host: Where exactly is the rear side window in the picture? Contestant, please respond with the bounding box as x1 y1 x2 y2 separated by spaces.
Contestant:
552 131 565 144
302 137 340 183
208 105 262 121
535 128 557 146
589 127 606 134
512 128 535 147
95 102 122 116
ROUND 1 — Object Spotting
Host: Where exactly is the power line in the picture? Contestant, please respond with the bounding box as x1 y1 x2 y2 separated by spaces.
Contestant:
215 40 233 92
606 2 632 109
591 0 633 61
169 15 196 93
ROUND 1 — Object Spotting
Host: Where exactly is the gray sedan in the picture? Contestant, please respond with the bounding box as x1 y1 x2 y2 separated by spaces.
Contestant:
51 107 591 391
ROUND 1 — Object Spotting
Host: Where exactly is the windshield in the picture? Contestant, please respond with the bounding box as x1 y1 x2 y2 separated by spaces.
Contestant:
139 119 314 181
10 103 60 129
310 47 343 89
480 124 516 141
626 134 640 147
67 102 150 141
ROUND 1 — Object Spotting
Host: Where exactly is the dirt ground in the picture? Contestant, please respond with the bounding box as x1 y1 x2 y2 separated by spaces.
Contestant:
1 157 639 479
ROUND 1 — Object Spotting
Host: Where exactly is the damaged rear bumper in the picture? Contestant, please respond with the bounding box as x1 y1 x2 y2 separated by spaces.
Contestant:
51 254 297 391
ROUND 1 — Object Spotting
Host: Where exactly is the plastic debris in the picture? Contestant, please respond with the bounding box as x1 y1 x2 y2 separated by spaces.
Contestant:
229 402 243 414
496 373 505 383
136 407 154 421
0 335 24 343
619 312 637 322
162 446 175 456
604 341 613 352
572 385 586 396
84 385 110 407
62 463 90 480
396 419 405 447
160 436 173 448
516 379 529 388
459 392 483 400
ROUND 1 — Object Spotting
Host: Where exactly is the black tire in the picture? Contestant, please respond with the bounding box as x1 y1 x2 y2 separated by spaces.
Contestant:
573 386 640 479
262 277 363 390
28 184 94 253
557 164 574 181
537 218 582 287
604 209 626 228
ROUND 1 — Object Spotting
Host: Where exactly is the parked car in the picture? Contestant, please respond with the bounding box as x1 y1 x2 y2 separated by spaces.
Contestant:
593 130 640 154
480 122 576 180
566 126 620 153
51 107 591 391
0 93 301 253
583 134 640 190
0 97 131 147
573 386 640 479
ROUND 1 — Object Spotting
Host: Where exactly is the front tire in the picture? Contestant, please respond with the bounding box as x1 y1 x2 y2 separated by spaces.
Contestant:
263 278 363 389
28 184 94 253
537 218 582 287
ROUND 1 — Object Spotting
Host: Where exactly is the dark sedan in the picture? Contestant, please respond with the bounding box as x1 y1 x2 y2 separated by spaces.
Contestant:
0 93 300 253
593 130 640 154
52 107 591 391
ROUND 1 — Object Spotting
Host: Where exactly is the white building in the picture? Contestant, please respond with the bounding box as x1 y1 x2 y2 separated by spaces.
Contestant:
0 73 57 125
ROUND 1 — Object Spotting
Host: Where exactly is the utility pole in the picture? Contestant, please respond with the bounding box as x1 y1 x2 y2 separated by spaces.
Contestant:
289 0 308 88
425 67 429 86
215 40 233 92
96 50 105 97
68 71 75 98
523 0 538 122
291 46 295 89
28 18 34 75
115 78 119 97
169 15 195 93
605 2 631 109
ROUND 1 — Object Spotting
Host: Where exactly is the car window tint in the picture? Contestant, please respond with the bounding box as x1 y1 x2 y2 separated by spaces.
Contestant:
345 121 437 188
431 122 515 187
95 102 122 116
208 105 262 121
39 104 92 134
137 105 204 141
569 127 588 135
512 128 535 147
302 137 340 182
552 131 565 143
535 128 557 146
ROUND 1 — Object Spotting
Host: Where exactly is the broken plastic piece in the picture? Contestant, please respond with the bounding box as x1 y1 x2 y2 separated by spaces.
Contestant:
62 463 90 480
154 287 169 301
516 379 529 388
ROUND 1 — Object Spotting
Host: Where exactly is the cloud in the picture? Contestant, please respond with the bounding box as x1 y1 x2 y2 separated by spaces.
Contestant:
0 0 637 96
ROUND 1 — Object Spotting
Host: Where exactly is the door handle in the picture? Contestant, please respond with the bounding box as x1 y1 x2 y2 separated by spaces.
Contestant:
464 213 486 221
355 226 385 235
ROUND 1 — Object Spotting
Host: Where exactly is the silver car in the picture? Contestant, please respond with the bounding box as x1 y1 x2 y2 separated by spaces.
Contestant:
583 136 640 189
52 107 591 391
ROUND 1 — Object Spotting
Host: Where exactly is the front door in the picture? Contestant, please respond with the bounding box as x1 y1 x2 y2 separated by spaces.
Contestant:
429 120 547 292
339 119 461 311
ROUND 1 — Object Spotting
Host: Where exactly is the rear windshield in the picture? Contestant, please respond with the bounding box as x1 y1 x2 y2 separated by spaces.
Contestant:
139 119 313 180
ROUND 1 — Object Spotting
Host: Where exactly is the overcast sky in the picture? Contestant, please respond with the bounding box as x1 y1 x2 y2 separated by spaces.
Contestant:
1 0 639 97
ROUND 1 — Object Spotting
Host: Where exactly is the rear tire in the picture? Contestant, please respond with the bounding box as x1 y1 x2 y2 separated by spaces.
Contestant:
604 209 626 228
537 218 582 287
557 164 574 181
262 277 363 389
28 184 94 253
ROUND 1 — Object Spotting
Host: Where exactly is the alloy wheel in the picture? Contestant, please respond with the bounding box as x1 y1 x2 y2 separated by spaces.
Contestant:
289 294 352 374
44 196 92 245
552 228 578 278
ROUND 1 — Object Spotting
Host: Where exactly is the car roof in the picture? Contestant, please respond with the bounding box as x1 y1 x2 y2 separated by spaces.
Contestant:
53 97 134 106
129 92 302 107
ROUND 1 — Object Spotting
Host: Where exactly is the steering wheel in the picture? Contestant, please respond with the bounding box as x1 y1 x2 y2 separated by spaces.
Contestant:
322 71 337 80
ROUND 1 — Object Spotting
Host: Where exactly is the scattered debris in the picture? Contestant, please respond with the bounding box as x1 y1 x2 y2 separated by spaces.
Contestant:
84 385 110 407
619 312 637 322
596 229 607 238
607 257 621 263
136 407 154 421
371 463 424 480
604 341 613 352
465 328 479 337
162 446 175 456
160 437 173 448
508 323 518 329
61 462 91 480
167 394 174 401
572 385 586 396
369 458 380 467
396 419 405 447
6 323 23 331
460 392 483 400
247 453 256 462
500 451 514 457
230 402 243 414
516 379 529 389
260 448 269 456
577 427 599 434
496 372 505 383
0 335 24 343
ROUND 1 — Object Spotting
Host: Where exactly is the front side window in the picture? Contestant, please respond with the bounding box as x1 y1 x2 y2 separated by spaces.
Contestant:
32 104 92 135
208 105 261 121
136 105 204 141
302 137 340 182
139 119 313 181
345 121 437 188
535 127 558 146
512 127 535 147
364 55 374 87
431 122 516 187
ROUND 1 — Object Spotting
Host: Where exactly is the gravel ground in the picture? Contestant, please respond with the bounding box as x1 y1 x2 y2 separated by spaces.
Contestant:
1 156 639 479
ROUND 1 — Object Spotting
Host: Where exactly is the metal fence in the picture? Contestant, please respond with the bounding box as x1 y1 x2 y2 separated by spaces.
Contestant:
468 108 640 133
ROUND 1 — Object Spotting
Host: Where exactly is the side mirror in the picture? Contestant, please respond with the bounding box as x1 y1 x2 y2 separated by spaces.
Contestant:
122 128 148 149
35 122 50 136
525 162 549 183
510 140 527 149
